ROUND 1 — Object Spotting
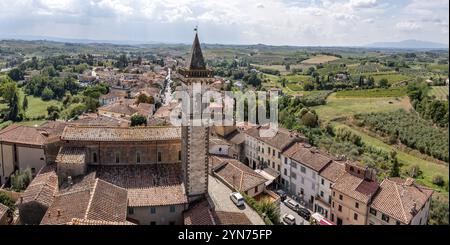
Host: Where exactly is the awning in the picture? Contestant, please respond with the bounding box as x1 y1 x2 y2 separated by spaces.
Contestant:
319 219 335 225
254 168 280 186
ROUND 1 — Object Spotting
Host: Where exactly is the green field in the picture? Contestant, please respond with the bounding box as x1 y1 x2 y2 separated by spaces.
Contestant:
334 123 449 193
428 64 449 73
301 55 340 64
335 87 407 98
253 64 308 75
366 73 412 84
313 93 412 122
429 86 449 100
1 88 62 121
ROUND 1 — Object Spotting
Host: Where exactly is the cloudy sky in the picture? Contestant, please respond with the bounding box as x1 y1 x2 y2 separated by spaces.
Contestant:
0 0 448 46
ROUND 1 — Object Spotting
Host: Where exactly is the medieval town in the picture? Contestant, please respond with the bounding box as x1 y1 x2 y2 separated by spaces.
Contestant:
0 31 437 226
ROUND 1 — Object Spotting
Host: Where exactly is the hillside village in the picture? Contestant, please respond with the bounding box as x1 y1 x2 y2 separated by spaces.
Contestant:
0 32 443 226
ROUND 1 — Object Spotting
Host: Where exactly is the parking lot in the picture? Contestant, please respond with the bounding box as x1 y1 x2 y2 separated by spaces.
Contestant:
280 197 311 225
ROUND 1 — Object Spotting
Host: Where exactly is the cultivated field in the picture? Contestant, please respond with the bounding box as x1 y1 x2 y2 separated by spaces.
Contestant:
301 55 340 65
313 93 411 122
335 87 407 98
429 86 449 100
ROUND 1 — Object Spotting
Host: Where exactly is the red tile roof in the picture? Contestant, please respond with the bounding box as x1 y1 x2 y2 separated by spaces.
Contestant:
214 211 253 225
210 156 266 192
67 218 135 225
91 164 188 207
244 126 306 151
40 177 127 225
0 125 49 146
55 147 86 165
332 172 379 204
370 178 433 224
183 199 216 225
319 161 346 182
61 126 181 142
284 143 332 172
18 165 58 207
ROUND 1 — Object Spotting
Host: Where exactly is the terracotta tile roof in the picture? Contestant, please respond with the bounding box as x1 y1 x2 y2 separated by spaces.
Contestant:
370 178 433 224
136 103 153 116
210 156 266 192
210 137 230 146
39 121 67 137
98 102 138 116
225 131 245 145
332 172 378 204
0 124 49 146
0 203 9 218
319 161 346 182
61 126 181 142
87 179 128 222
184 199 216 225
19 165 58 207
69 114 130 127
67 218 135 225
40 178 127 225
284 143 332 172
58 173 96 195
214 211 253 225
244 126 306 151
100 90 128 100
55 147 86 165
91 164 188 207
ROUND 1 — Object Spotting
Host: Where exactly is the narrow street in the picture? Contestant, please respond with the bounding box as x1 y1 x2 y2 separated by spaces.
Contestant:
280 198 311 225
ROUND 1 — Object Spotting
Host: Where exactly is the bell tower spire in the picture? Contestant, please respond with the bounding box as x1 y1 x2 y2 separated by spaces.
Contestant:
178 29 213 81
179 29 213 203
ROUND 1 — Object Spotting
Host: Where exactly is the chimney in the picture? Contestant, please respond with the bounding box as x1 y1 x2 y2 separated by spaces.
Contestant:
405 178 415 186
410 202 417 214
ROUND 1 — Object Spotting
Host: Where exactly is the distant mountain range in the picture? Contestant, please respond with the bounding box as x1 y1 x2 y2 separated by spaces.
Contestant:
1 35 448 50
366 39 448 49
0 34 158 45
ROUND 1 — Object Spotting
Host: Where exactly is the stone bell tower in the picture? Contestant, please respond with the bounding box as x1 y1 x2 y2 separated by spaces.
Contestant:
179 30 214 202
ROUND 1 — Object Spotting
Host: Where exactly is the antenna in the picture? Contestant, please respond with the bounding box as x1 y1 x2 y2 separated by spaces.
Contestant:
194 25 198 33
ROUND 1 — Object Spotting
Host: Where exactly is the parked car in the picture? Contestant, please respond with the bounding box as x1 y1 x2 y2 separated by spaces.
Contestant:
297 207 311 220
230 192 245 207
284 199 300 211
282 214 296 225
276 190 287 201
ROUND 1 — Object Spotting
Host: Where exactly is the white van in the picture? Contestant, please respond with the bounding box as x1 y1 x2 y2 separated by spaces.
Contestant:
282 214 296 225
230 192 245 207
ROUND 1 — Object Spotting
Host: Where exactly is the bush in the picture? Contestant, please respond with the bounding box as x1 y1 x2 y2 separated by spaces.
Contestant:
241 193 279 225
301 111 318 127
10 168 33 192
432 175 445 187
335 127 363 146
406 165 422 178
41 87 54 101
131 114 148 126
0 192 15 211
428 197 449 225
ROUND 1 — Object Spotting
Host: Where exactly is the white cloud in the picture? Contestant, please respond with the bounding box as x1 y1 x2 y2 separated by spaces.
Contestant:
348 0 378 9
396 21 421 31
0 0 448 46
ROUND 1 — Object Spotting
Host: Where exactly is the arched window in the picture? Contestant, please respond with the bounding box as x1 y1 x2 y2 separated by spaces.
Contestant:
136 152 141 163
93 152 97 163
115 152 120 163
